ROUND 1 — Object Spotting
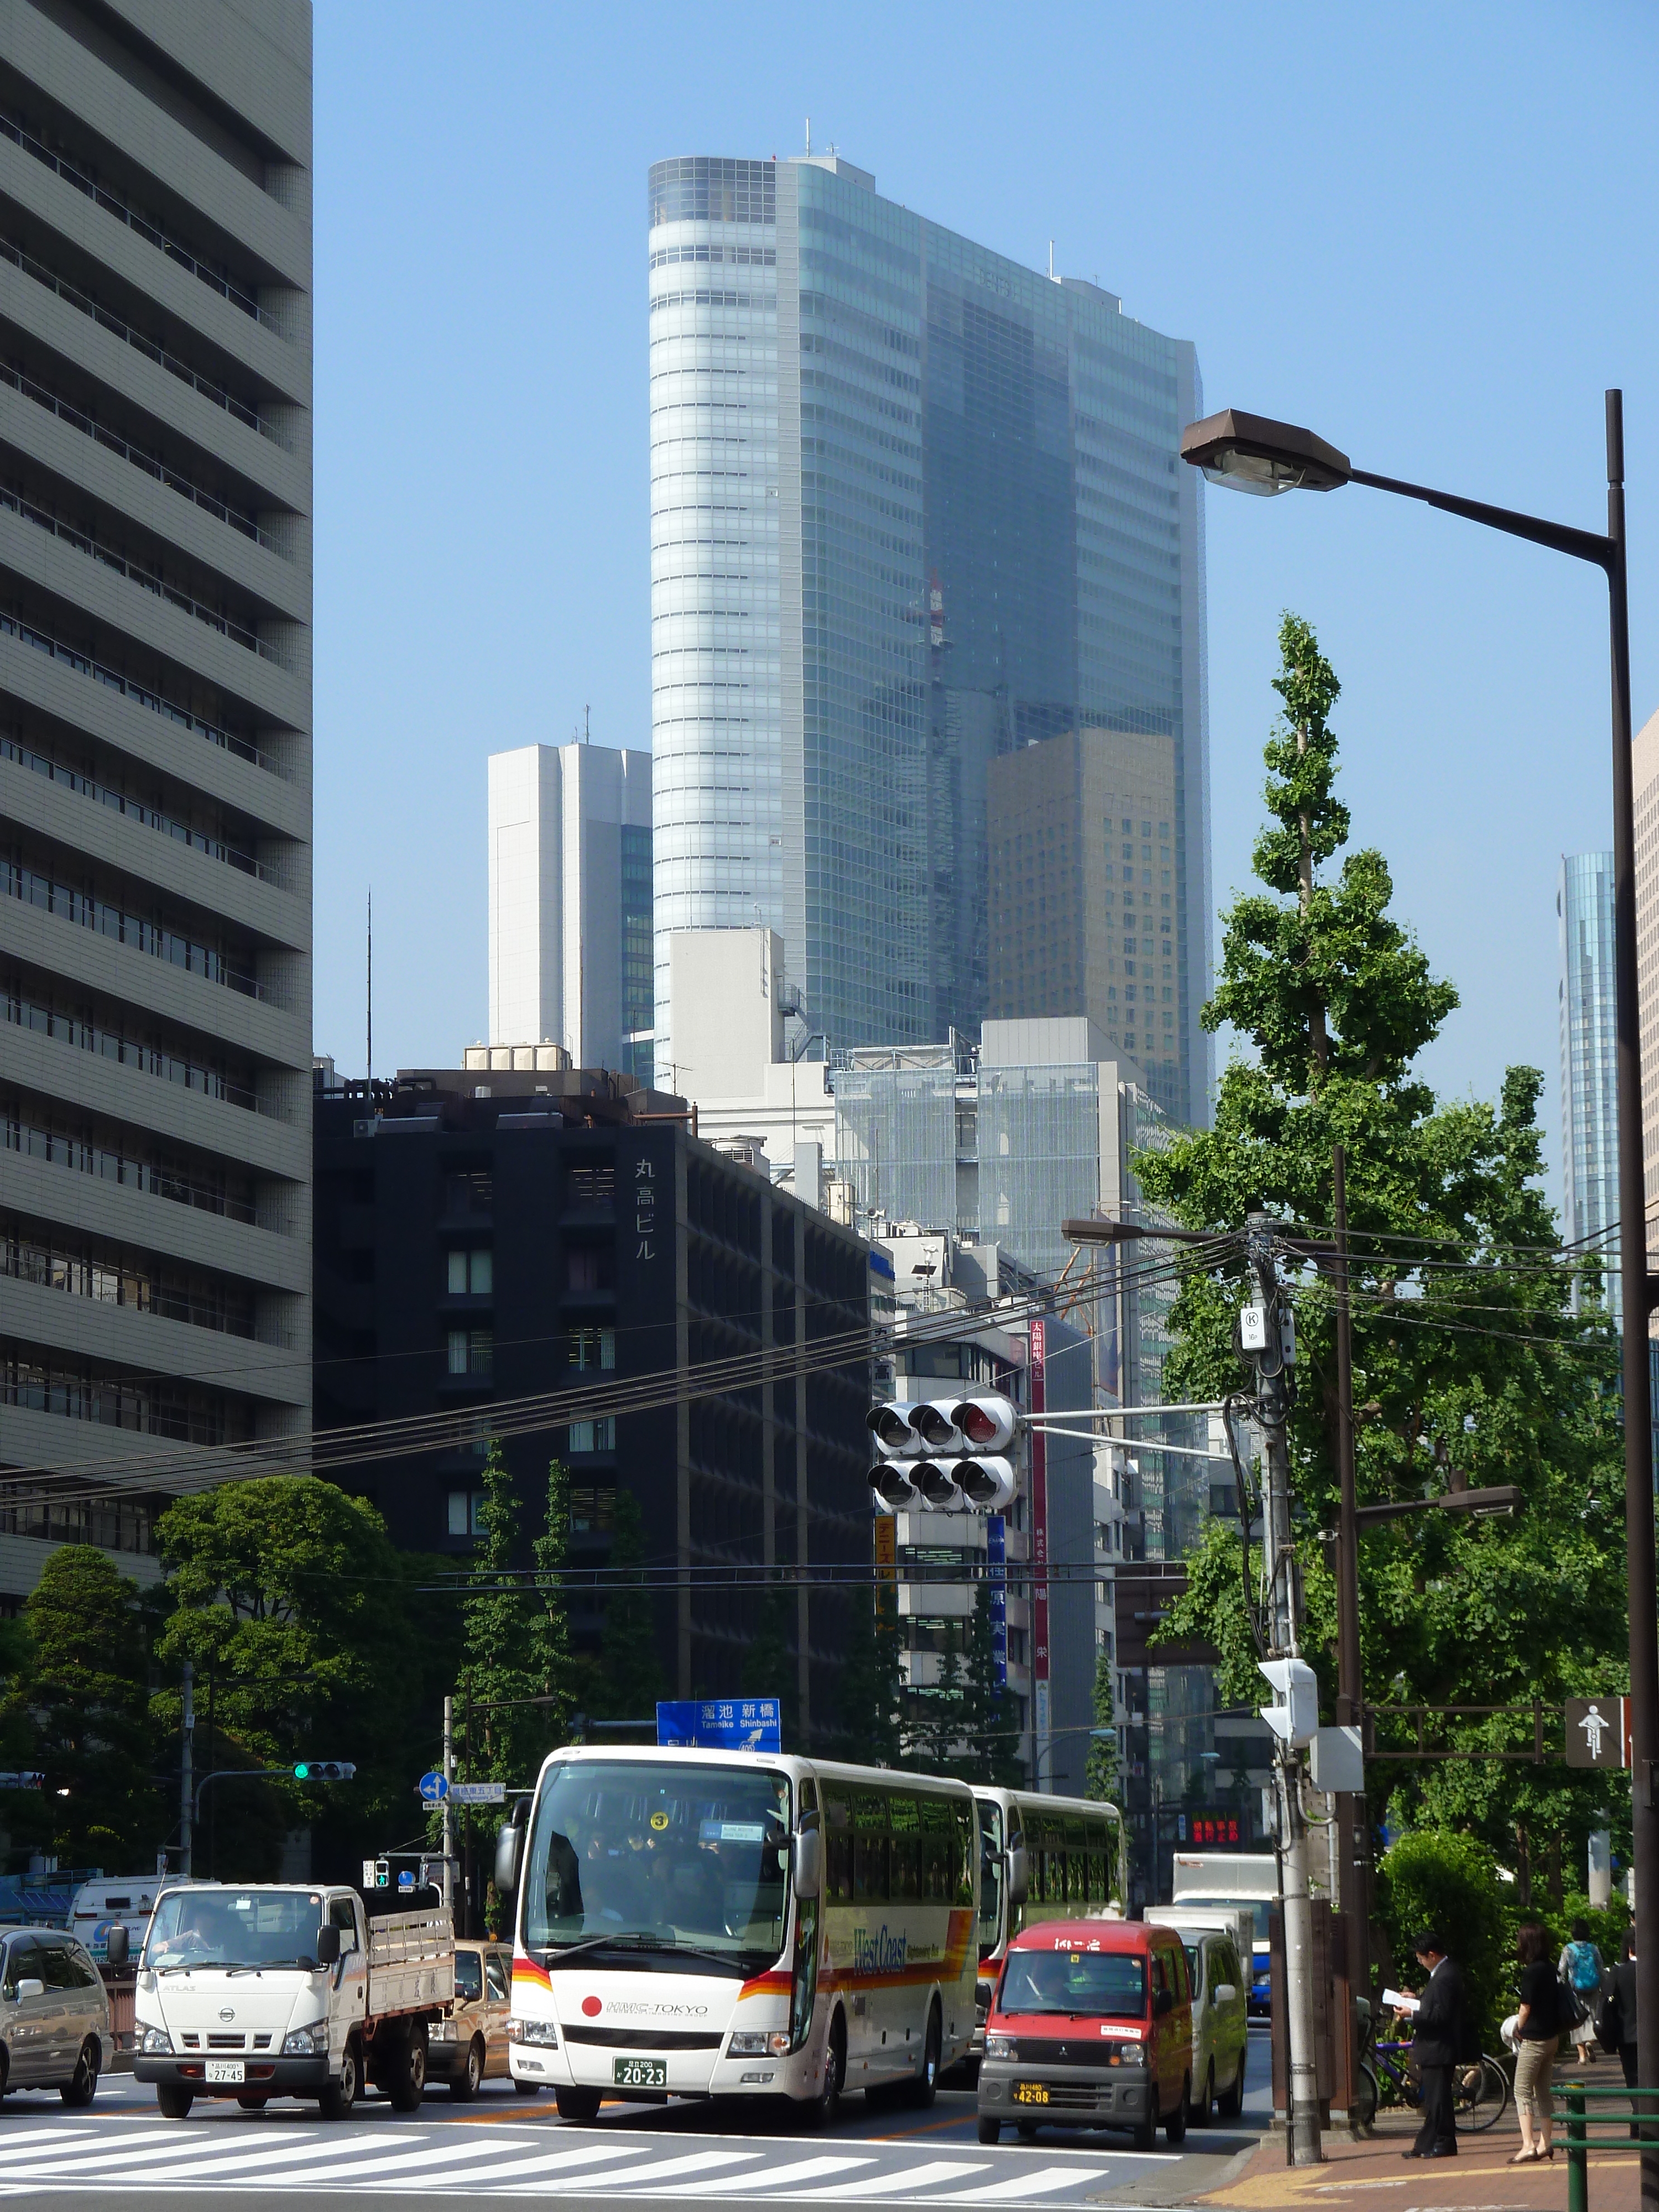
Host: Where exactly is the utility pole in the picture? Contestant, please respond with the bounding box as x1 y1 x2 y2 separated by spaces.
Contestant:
442 1693 456 1921
1331 1147 1372 2056
179 1657 194 1879
1246 1213 1322 2168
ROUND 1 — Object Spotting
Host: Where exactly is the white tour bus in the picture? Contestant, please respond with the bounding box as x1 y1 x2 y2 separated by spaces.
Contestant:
495 1744 979 2123
971 1789 1128 2038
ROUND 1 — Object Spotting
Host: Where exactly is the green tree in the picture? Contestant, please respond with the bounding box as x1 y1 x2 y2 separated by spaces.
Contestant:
1084 1648 1120 1808
2 1547 159 1868
1143 612 1626 1874
581 1488 666 1724
156 1476 420 1871
741 1585 798 1745
1374 1830 1509 2047
835 1578 902 1767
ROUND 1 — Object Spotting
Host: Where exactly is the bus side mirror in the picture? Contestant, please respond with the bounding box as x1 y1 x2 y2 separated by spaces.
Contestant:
793 1827 822 1901
495 1799 530 1898
315 1924 341 1968
1006 1843 1029 1907
106 1925 130 1968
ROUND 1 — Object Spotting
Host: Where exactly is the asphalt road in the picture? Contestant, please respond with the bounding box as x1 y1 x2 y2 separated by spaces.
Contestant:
0 2032 1271 2209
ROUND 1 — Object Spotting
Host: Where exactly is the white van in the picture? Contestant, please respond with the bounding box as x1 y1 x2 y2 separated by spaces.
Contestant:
69 1877 164 1964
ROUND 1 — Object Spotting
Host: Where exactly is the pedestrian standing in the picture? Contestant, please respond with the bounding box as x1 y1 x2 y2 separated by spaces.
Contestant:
1511 1920 1563 2163
1560 1917 1606 2067
1401 1929 1468 2160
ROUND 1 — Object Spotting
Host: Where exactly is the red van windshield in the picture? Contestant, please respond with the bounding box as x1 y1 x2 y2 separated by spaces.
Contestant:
999 1948 1146 2018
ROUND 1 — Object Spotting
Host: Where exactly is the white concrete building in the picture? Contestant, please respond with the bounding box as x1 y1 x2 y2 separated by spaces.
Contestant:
487 744 653 1078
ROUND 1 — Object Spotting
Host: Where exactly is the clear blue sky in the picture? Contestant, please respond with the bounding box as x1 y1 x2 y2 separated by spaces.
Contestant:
314 0 1657 1203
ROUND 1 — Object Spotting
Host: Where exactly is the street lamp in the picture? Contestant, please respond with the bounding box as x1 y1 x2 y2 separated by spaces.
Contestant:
1185 392 1655 2197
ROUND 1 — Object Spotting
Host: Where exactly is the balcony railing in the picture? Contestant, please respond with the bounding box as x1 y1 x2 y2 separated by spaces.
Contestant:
0 356 284 554
0 235 290 448
4 1110 260 1227
2 857 272 1004
2 733 289 887
0 603 285 777
4 978 268 1116
0 105 284 335
0 478 288 664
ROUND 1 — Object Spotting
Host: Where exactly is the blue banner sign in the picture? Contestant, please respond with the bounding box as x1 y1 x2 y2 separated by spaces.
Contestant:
657 1698 782 1753
987 1515 1008 1687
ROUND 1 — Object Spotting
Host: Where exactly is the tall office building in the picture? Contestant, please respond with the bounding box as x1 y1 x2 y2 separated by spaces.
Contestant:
0 2 312 1607
488 743 653 1081
648 153 1211 1127
1559 853 1619 1324
987 726 1182 1100
1636 708 1659 1260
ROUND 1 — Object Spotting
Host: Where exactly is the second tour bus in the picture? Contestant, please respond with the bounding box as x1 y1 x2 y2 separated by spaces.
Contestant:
972 1790 1128 2042
495 1745 979 2122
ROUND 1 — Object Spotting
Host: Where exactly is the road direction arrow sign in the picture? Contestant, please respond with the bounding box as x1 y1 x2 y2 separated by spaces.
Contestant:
416 1770 449 1802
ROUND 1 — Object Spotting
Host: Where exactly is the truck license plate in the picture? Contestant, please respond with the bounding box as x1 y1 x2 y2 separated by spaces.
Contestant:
613 2056 669 2090
205 2060 246 2085
1013 2081 1050 2105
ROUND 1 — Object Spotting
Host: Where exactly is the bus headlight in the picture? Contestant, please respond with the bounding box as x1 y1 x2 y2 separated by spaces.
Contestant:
729 2031 791 2057
507 2017 560 2047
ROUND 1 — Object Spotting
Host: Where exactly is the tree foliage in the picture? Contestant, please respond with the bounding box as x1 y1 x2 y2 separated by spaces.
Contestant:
581 1488 666 1725
1374 1830 1509 2047
461 1449 576 1790
1145 612 1626 1879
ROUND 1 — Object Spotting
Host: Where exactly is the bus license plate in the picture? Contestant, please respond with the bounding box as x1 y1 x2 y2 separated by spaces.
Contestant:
1013 2082 1050 2105
613 2056 669 2090
205 2060 245 2085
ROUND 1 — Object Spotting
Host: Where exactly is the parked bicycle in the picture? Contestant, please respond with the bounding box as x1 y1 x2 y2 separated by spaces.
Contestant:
1355 2016 1511 2133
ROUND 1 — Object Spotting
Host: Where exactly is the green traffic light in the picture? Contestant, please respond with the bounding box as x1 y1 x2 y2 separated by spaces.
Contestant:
293 1762 310 1780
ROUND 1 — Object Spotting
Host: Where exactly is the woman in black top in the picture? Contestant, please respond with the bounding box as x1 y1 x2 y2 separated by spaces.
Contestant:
1512 1922 1561 2163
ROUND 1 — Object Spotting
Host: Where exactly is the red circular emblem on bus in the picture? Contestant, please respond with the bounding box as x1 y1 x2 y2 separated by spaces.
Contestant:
582 1995 602 2017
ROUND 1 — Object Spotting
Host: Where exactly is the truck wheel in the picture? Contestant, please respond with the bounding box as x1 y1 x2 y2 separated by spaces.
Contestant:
909 2005 942 2109
449 2038 484 2101
555 2085 603 2119
319 2039 361 2120
385 2023 427 2113
156 2084 194 2121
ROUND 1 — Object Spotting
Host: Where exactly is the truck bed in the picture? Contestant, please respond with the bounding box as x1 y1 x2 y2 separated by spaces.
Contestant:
366 1908 454 2018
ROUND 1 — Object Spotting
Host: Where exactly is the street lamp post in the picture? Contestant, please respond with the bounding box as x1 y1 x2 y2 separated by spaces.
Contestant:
1183 393 1655 2205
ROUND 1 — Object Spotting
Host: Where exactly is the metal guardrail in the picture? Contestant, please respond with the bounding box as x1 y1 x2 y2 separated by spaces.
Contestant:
1553 2080 1659 2212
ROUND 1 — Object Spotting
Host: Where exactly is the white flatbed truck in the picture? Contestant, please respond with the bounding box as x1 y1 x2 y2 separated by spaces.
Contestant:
133 1882 454 2119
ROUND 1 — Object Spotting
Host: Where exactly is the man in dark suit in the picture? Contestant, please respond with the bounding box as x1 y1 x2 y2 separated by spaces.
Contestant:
1402 1929 1467 2158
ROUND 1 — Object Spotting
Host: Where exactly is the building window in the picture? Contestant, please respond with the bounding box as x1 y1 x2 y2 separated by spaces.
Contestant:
447 1488 485 1537
446 1248 492 1294
566 1245 614 1293
570 1327 616 1370
567 1164 616 1208
447 1328 493 1379
1007 1626 1028 1667
570 1486 615 1533
567 1417 616 1453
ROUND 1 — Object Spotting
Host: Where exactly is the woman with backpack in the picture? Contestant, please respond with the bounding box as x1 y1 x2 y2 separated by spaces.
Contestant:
1560 1917 1607 2067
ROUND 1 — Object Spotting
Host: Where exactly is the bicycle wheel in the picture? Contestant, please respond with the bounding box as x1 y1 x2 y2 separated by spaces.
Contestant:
1354 2061 1378 2130
1453 2056 1510 2134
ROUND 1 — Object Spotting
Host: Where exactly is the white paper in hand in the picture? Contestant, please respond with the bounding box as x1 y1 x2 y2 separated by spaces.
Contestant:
1381 1987 1420 2013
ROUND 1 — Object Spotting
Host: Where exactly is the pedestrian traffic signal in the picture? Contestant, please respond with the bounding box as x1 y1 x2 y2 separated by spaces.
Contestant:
293 1760 357 1782
866 1396 1020 1512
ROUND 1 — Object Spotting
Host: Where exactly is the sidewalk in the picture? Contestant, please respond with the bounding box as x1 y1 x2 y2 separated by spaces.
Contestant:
1194 2078 1643 2212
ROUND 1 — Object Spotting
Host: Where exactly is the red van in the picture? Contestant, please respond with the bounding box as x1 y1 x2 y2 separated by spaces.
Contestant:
977 1918 1194 2150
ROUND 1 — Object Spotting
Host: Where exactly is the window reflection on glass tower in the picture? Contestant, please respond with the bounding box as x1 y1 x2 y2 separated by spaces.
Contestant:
1558 853 1619 1328
648 154 1212 1128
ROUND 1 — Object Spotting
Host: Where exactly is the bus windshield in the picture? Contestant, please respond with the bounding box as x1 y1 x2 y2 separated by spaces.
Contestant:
522 1760 791 1972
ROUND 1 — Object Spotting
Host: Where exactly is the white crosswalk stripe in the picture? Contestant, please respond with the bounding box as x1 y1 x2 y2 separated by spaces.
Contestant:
0 2116 1126 2204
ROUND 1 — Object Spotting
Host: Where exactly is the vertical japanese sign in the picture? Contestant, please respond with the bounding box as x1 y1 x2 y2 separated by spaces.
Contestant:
1030 1319 1051 1778
874 1512 897 1620
634 1151 657 1261
987 1514 1007 1687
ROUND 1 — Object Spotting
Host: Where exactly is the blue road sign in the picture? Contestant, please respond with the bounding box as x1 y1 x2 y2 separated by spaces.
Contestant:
398 1869 415 1891
417 1770 449 1803
657 1698 781 1753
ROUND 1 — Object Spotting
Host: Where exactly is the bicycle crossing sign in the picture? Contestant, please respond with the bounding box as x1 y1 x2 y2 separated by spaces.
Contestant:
1566 1695 1631 1768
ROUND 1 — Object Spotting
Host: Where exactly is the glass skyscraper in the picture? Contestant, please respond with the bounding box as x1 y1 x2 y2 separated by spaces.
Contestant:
648 153 1211 1127
1559 852 1619 1326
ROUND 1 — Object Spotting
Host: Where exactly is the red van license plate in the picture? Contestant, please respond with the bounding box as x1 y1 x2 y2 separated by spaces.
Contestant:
1013 2083 1050 2105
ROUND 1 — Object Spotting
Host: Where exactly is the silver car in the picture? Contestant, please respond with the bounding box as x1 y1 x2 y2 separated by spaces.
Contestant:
1180 1928 1249 2124
0 1926 116 2105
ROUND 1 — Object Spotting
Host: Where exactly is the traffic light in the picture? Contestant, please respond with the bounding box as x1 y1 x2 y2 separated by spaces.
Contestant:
866 1395 1019 1514
293 1760 357 1782
361 1857 390 1890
